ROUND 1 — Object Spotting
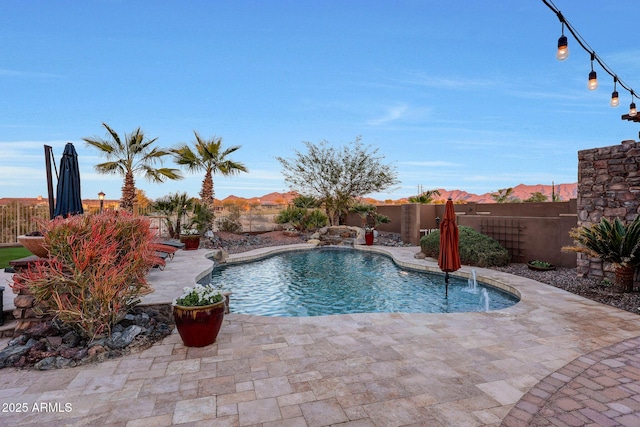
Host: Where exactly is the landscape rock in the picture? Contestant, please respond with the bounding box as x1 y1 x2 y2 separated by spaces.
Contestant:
106 325 143 349
0 305 173 371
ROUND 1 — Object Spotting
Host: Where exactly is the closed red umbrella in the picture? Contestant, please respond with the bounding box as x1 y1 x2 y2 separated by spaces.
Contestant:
438 198 461 297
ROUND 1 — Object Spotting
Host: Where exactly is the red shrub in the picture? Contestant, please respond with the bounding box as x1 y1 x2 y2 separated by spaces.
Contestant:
12 211 155 340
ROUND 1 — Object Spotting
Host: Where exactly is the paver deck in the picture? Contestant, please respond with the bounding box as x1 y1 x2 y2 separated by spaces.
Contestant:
1 244 639 426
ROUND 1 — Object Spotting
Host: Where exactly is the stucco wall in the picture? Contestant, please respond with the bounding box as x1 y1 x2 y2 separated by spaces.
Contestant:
345 200 578 267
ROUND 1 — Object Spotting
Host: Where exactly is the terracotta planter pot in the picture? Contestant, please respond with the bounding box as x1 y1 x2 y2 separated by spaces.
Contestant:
365 230 374 246
180 235 200 250
173 300 225 347
17 235 48 258
615 265 635 293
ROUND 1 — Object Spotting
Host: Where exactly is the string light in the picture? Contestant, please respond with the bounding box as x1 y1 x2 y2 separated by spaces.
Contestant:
588 53 598 90
556 20 569 61
542 0 637 115
611 77 619 108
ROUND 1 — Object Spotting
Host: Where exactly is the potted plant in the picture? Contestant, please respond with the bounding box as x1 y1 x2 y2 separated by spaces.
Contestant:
172 284 225 347
350 203 390 246
179 227 201 250
527 260 555 271
563 216 640 292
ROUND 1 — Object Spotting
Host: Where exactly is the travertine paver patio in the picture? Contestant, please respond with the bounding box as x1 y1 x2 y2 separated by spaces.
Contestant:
1 244 640 426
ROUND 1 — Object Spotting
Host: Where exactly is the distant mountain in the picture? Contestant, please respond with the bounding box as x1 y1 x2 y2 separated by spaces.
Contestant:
220 191 298 205
433 183 577 203
219 184 577 205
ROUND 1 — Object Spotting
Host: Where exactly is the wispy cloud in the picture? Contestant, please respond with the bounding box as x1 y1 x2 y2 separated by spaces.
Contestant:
0 68 62 79
395 71 497 90
367 104 409 126
399 160 460 167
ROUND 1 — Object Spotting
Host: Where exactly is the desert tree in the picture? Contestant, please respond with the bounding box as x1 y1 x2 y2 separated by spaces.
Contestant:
171 132 248 209
276 137 399 225
84 122 182 211
524 192 548 203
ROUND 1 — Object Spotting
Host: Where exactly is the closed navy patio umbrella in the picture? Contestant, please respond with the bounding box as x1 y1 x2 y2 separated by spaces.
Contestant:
53 142 84 217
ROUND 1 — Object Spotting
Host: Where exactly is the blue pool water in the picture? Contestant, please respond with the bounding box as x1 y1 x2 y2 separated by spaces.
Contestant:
206 248 519 316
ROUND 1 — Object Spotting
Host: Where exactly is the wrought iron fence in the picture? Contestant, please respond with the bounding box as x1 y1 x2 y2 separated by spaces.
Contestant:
0 202 50 245
0 201 169 245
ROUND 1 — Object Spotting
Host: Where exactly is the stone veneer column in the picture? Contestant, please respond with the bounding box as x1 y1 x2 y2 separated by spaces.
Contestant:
576 140 640 280
401 203 421 246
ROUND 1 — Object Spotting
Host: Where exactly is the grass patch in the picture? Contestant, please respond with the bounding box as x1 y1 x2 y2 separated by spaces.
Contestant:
0 246 32 269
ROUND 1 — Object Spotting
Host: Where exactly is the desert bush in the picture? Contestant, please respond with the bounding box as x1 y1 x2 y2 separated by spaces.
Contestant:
276 206 327 231
216 210 243 233
420 226 510 267
11 211 155 340
304 209 328 230
276 206 306 228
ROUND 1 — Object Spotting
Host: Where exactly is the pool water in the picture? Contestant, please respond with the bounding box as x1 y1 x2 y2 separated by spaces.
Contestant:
207 248 519 317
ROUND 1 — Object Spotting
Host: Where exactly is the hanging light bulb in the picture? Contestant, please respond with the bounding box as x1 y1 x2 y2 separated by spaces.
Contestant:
630 92 637 117
556 35 569 61
588 53 598 90
611 91 619 107
588 71 598 90
611 77 619 107
556 18 569 61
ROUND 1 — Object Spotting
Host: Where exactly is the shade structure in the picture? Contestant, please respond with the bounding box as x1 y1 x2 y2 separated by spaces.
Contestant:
53 142 84 218
438 198 461 297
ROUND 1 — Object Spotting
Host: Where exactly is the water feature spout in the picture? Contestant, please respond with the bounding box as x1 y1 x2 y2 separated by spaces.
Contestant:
479 288 490 312
465 269 478 294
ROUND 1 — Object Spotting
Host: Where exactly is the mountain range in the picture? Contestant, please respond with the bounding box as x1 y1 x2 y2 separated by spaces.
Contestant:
219 183 578 205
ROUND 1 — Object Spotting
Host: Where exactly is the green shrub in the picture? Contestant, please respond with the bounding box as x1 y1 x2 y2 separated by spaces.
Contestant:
11 211 155 340
304 209 328 230
276 206 327 231
276 206 306 226
420 226 510 267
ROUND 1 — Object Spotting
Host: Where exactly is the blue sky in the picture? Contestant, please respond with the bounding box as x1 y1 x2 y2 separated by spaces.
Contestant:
2 0 639 202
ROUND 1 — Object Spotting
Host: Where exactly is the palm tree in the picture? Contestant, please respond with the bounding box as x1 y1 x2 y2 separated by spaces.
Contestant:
153 192 194 239
563 216 640 292
171 132 248 208
84 123 182 211
491 187 520 203
408 189 441 204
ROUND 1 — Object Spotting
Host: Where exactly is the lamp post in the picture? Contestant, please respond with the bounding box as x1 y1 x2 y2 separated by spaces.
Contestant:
98 191 105 213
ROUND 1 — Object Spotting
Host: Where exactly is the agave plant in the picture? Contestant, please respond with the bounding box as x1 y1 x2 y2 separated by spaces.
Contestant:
563 216 640 292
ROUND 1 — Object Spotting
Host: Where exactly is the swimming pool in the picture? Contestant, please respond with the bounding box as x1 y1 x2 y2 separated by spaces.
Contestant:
206 248 519 316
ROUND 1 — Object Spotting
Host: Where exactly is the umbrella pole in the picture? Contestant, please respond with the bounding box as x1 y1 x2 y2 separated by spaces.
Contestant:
44 145 55 220
445 272 449 298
